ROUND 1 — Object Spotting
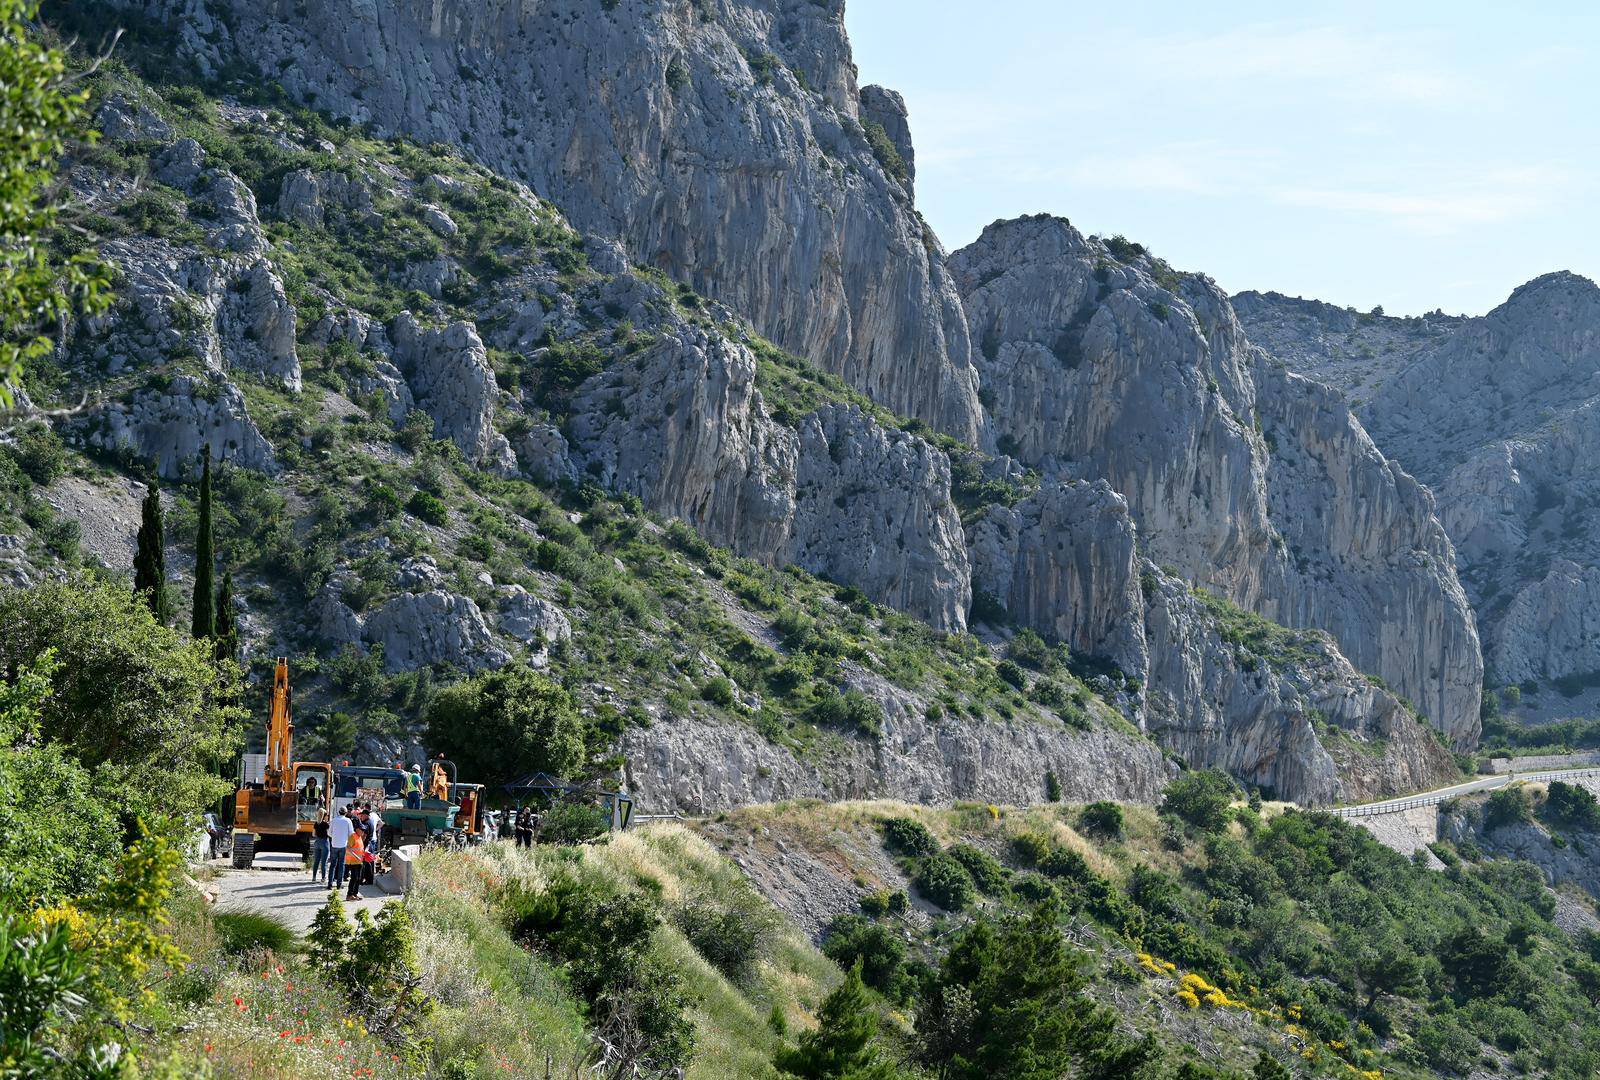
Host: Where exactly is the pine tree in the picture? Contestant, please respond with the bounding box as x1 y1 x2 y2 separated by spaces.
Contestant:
191 446 215 641
132 476 169 624
775 961 900 1080
213 571 238 663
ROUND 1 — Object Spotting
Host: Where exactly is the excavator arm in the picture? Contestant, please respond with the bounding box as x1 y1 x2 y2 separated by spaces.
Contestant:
265 657 293 796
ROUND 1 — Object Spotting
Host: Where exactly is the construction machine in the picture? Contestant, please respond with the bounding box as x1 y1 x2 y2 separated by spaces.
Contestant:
231 659 331 868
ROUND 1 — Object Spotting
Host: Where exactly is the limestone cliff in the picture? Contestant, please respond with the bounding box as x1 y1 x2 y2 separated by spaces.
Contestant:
106 0 985 440
1238 274 1600 712
951 215 1481 746
566 327 972 631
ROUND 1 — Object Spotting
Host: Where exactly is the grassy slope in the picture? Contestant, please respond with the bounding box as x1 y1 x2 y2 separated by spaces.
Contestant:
699 797 1600 1079
135 826 838 1079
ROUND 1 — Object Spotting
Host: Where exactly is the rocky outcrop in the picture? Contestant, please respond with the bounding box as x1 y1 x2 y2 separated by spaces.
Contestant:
567 327 971 631
952 215 1481 746
1441 777 1600 904
623 711 1170 814
1358 273 1600 484
1231 290 1463 396
1254 359 1480 738
80 373 276 479
1239 274 1600 704
1139 566 1458 805
315 579 511 673
968 479 1147 677
387 315 516 471
218 259 301 390
110 0 985 440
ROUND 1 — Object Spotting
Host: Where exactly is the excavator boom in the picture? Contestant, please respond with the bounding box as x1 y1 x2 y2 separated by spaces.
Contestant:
265 657 293 794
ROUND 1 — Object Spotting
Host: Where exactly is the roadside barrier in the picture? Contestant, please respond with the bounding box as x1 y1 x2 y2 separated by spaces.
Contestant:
1327 767 1600 819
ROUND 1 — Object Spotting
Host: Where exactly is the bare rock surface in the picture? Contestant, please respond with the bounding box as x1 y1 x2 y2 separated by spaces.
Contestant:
952 214 1481 747
110 0 986 440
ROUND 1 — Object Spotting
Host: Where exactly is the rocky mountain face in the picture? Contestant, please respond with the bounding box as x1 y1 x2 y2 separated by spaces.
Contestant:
17 0 1492 806
1238 274 1600 715
106 0 984 442
951 216 1481 750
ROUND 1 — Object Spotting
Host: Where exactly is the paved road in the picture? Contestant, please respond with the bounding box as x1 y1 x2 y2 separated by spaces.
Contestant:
1328 766 1600 818
211 851 395 934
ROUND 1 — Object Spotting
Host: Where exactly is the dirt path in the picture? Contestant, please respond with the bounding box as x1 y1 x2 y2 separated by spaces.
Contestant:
211 851 395 934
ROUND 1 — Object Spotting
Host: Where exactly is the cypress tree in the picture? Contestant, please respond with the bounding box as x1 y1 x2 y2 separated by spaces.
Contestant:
132 476 169 624
214 571 238 663
191 446 215 641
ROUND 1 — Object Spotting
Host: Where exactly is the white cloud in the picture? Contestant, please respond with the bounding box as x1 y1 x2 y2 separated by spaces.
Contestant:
1113 22 1479 109
1271 166 1578 235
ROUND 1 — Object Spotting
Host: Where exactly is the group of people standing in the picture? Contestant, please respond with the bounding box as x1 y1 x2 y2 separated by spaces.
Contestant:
303 800 546 898
309 803 382 900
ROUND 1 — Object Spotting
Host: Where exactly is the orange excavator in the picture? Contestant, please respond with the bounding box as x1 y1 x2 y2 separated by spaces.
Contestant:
231 659 331 868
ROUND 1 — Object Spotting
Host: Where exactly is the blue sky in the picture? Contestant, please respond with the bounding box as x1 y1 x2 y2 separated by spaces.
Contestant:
844 1 1598 316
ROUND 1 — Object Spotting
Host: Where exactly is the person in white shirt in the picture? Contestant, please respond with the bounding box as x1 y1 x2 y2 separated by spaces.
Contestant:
328 809 355 890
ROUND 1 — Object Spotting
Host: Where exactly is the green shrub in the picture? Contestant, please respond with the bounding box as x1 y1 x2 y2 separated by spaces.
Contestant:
406 489 449 526
858 888 907 917
1009 831 1052 867
537 801 610 844
1044 770 1062 802
996 659 1026 689
822 913 915 1003
914 853 974 912
882 817 939 859
810 688 883 737
1541 781 1600 832
673 897 773 982
947 843 1008 895
1161 769 1241 832
213 909 297 955
860 118 909 183
1009 872 1058 905
1078 801 1124 838
699 676 736 708
5 424 66 485
1484 784 1535 830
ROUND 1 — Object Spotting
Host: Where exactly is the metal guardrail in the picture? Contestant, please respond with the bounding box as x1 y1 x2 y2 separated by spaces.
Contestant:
1326 767 1600 819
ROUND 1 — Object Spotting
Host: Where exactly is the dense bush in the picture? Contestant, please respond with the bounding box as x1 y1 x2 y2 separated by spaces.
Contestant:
1161 769 1241 832
537 801 610 844
673 896 774 982
914 853 975 912
1484 784 1535 830
858 888 908 917
405 489 450 526
822 914 916 1002
1541 780 1600 832
947 843 1009 895
425 663 587 786
882 816 939 859
1078 800 1125 838
503 872 695 1071
4 423 66 485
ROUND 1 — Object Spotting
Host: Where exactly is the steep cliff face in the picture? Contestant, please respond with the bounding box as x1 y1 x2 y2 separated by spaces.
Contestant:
1238 274 1600 707
566 327 972 631
967 479 1148 678
951 215 1481 746
107 0 984 440
1139 565 1457 804
623 684 1171 813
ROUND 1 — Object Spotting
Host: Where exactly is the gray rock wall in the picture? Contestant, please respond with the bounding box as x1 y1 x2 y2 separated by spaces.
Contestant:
951 215 1481 747
566 328 971 631
109 0 985 440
